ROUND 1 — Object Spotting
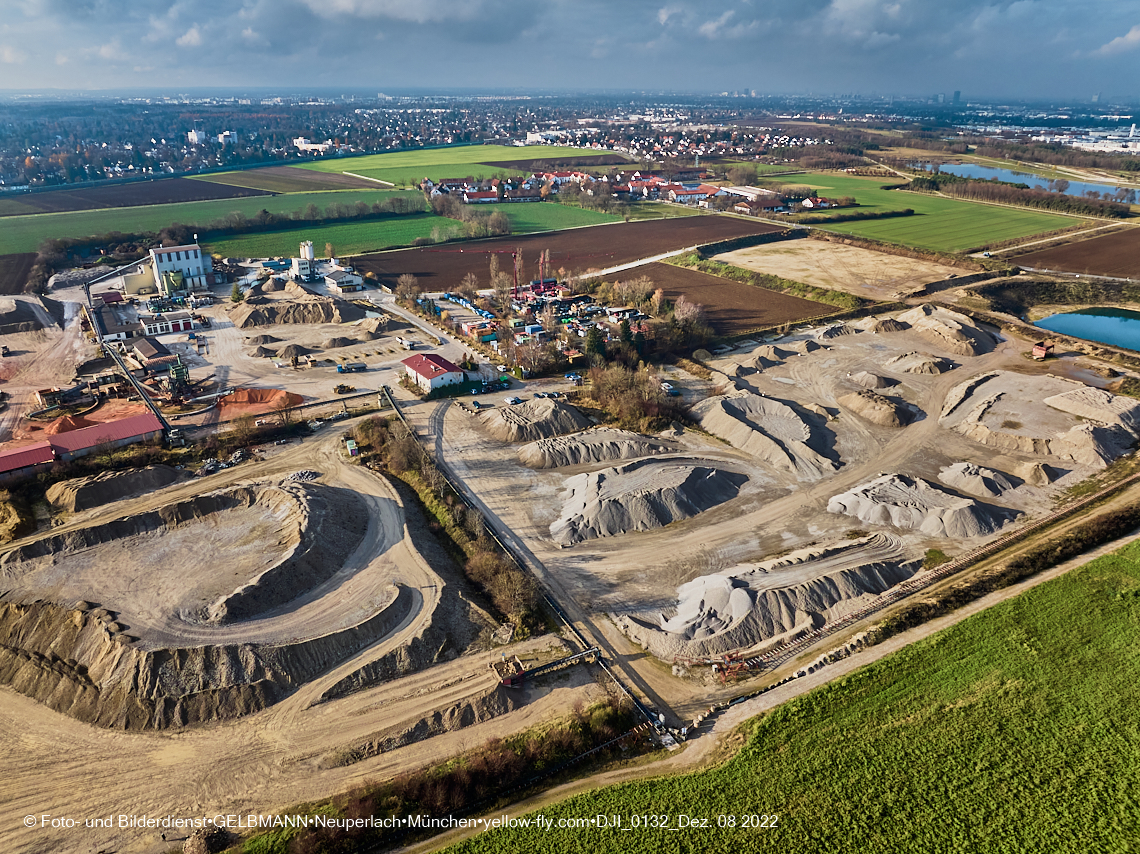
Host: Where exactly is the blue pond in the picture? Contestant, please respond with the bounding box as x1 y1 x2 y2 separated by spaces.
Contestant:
1036 307 1140 351
912 162 1135 200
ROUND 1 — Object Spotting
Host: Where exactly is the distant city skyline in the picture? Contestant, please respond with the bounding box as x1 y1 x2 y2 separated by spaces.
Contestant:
0 1 1137 101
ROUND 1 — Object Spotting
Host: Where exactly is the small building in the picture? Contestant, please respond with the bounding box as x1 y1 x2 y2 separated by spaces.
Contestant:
132 337 171 363
92 302 143 342
402 353 466 393
462 190 499 204
325 269 365 293
139 311 194 336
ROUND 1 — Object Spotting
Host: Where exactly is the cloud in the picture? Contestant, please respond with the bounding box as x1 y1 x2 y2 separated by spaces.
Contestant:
657 5 683 26
176 26 202 47
697 9 759 39
1095 24 1140 56
0 44 26 63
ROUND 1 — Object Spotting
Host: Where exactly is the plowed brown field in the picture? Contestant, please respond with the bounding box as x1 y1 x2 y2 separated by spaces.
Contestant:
1014 227 1140 279
0 177 272 218
354 217 783 290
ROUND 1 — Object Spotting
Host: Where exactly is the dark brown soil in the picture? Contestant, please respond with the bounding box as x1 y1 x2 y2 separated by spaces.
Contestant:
638 261 832 335
0 178 272 218
0 254 36 295
354 217 783 290
1014 227 1140 279
191 166 386 193
475 154 630 173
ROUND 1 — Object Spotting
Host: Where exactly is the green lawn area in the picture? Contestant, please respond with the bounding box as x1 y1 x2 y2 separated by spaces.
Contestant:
622 201 705 220
768 172 1083 252
446 537 1140 854
202 203 618 259
298 145 621 188
0 189 419 255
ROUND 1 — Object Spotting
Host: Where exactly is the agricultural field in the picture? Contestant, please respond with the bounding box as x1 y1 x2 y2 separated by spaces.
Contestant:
448 538 1140 854
202 204 619 259
0 253 36 295
1012 226 1140 279
353 216 784 291
298 144 624 188
0 189 419 255
638 261 832 335
0 177 271 218
201 214 441 259
766 172 1082 252
188 165 386 193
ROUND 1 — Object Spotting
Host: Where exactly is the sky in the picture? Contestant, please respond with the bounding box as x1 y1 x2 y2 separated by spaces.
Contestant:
0 0 1137 101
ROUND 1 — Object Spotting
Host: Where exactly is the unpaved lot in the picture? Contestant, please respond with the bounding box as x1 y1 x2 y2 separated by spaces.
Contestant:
714 238 966 300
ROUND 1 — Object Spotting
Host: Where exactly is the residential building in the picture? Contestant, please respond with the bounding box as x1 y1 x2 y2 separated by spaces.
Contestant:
402 353 466 393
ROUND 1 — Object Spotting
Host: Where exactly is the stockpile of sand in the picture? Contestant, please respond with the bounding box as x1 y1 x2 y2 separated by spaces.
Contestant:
1016 461 1054 486
886 351 955 375
783 339 827 356
44 414 98 435
245 335 280 345
249 346 276 358
693 391 838 480
46 465 188 513
228 288 368 328
940 372 1000 419
278 344 314 359
1053 423 1135 468
896 304 996 356
261 278 283 292
817 323 858 340
849 371 893 390
1044 387 1140 430
220 388 304 408
617 534 916 658
518 428 674 468
750 345 791 371
828 473 1014 538
838 390 915 428
550 459 749 546
479 399 591 443
856 317 910 334
355 317 389 335
0 297 45 334
938 462 1015 498
322 336 358 349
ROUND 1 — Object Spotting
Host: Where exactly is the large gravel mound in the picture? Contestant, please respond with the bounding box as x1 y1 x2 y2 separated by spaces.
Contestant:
856 317 910 334
550 459 748 546
938 462 1015 498
849 371 893 389
518 428 673 468
886 350 956 375
897 304 996 356
46 465 189 513
693 390 838 480
618 534 916 658
838 389 915 428
479 399 591 443
817 323 859 340
228 291 367 328
828 473 1014 538
1044 387 1140 430
783 339 827 355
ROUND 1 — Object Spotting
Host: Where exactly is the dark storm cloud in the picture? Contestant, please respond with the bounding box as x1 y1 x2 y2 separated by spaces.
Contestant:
0 0 1136 98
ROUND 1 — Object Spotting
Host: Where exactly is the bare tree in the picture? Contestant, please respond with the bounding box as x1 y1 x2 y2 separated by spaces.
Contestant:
395 273 420 305
458 271 479 298
325 242 335 260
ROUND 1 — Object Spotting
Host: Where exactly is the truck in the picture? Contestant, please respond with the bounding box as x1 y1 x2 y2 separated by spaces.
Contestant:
397 337 416 350
337 362 367 373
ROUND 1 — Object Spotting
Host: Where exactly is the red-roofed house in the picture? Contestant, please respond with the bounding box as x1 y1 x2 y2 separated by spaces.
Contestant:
402 354 466 393
48 412 165 461
462 190 499 204
0 441 56 484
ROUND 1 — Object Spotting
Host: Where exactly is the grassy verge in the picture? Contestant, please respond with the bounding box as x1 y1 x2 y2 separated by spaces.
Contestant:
443 534 1140 854
668 251 863 311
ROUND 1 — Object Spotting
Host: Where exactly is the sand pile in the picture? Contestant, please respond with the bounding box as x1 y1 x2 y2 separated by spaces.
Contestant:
783 339 827 355
940 372 1000 419
220 388 304 408
896 304 996 356
261 278 283 292
46 465 189 513
44 414 98 435
828 473 1014 538
693 391 838 480
1016 461 1054 486
278 344 314 359
0 297 45 334
817 323 858 340
518 428 673 468
938 462 1015 498
249 346 276 358
838 390 915 428
886 351 955 375
856 317 910 334
1052 423 1135 468
550 459 748 546
849 371 893 389
355 317 389 335
1044 387 1140 430
479 399 591 443
228 288 368 328
322 336 358 349
245 334 280 345
617 534 916 658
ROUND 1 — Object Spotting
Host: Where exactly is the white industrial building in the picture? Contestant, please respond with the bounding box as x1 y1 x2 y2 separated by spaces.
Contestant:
149 243 213 295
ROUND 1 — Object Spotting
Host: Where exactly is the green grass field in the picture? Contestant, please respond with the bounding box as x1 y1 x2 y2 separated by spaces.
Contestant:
202 203 619 258
298 145 621 188
768 172 1081 252
0 189 420 255
447 539 1140 854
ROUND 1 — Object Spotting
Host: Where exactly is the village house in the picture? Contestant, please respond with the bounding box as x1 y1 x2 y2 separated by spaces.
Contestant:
402 353 466 393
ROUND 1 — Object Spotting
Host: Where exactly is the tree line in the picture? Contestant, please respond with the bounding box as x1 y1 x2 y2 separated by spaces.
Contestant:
909 173 1132 218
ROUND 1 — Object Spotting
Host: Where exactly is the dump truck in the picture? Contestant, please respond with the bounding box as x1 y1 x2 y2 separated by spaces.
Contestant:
337 362 367 373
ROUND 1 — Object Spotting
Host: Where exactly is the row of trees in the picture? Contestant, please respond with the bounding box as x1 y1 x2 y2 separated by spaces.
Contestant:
915 176 1132 218
427 193 513 240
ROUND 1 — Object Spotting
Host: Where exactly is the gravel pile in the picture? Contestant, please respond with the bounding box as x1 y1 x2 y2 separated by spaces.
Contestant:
479 399 591 443
838 389 916 428
938 462 1015 498
286 470 322 483
897 304 996 356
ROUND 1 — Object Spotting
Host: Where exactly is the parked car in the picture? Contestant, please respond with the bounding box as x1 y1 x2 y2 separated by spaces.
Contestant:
504 396 523 405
